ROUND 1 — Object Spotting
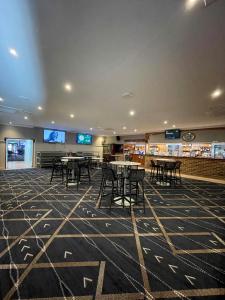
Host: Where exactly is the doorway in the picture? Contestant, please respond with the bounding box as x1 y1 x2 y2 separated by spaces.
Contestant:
6 139 34 169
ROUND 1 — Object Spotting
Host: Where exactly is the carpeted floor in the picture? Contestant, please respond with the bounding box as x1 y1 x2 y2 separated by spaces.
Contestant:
0 168 225 300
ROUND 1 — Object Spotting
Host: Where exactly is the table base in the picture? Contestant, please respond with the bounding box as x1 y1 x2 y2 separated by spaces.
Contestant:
113 196 136 207
156 181 170 186
66 182 78 186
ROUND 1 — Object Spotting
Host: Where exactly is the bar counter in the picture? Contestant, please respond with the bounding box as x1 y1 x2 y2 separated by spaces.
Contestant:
144 155 225 180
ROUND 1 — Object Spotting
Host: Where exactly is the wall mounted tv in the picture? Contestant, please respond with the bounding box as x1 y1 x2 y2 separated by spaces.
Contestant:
165 129 181 139
76 133 92 145
43 129 66 143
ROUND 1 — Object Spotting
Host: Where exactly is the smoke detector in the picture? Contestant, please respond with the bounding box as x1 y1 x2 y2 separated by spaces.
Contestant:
122 92 134 98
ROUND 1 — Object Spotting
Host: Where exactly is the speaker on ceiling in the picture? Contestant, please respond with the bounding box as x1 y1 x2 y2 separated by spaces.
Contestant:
116 136 120 141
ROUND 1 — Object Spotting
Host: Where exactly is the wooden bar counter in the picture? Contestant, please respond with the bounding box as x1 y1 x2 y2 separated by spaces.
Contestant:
144 155 225 180
130 154 145 166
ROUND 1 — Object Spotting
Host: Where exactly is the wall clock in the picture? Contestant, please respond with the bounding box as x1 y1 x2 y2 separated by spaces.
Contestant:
182 132 196 142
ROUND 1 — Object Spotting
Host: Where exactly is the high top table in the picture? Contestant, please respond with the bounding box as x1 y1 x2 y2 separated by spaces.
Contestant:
110 161 141 206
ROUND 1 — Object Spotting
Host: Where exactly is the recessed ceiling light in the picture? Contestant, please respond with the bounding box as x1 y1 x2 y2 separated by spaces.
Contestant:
9 48 18 57
0 97 4 102
185 0 200 10
163 120 168 125
9 121 12 125
172 124 176 128
51 120 55 124
211 88 223 99
64 83 72 92
24 116 28 120
37 106 42 110
122 126 127 130
134 129 137 132
129 110 135 116
70 113 74 118
90 127 93 131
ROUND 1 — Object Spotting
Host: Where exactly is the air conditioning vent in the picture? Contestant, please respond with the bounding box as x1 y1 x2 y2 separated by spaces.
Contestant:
0 105 17 114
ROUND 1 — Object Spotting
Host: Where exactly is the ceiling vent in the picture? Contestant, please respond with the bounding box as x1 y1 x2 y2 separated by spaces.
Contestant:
0 105 31 115
104 128 114 131
0 105 17 114
122 92 134 98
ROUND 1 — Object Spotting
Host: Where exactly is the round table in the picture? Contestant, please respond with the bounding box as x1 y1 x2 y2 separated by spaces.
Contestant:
110 161 141 167
109 161 141 206
61 156 84 162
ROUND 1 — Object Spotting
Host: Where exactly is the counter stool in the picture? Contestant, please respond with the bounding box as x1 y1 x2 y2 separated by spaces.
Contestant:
174 161 182 184
50 158 65 184
98 167 120 209
126 169 145 213
78 158 91 183
150 160 160 182
162 161 177 186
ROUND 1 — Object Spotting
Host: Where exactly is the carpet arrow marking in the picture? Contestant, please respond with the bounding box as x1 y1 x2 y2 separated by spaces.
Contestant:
185 275 196 286
209 240 218 245
19 239 27 245
154 255 163 263
142 247 151 254
83 277 93 288
64 251 72 259
21 245 30 252
44 223 50 228
24 253 33 261
152 227 158 231
168 264 178 273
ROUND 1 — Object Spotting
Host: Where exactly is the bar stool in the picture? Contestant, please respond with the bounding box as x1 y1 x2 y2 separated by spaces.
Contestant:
65 160 80 189
50 158 65 184
126 169 146 213
98 167 120 208
78 158 91 183
162 161 177 186
149 160 160 182
174 161 182 184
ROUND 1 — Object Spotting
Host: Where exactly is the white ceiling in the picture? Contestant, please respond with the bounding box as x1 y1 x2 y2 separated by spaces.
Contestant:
0 0 225 135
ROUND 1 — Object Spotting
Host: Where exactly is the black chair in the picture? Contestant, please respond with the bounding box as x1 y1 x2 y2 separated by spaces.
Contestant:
65 160 80 189
125 154 132 161
78 158 91 183
126 168 145 213
174 161 182 184
149 160 160 181
50 158 65 184
162 161 177 186
98 167 120 209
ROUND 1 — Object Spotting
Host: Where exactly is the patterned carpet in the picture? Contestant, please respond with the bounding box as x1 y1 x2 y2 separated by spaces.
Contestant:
0 168 225 300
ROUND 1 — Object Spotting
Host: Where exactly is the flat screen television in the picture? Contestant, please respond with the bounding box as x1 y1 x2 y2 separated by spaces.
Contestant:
76 133 92 145
165 129 181 139
43 129 65 143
